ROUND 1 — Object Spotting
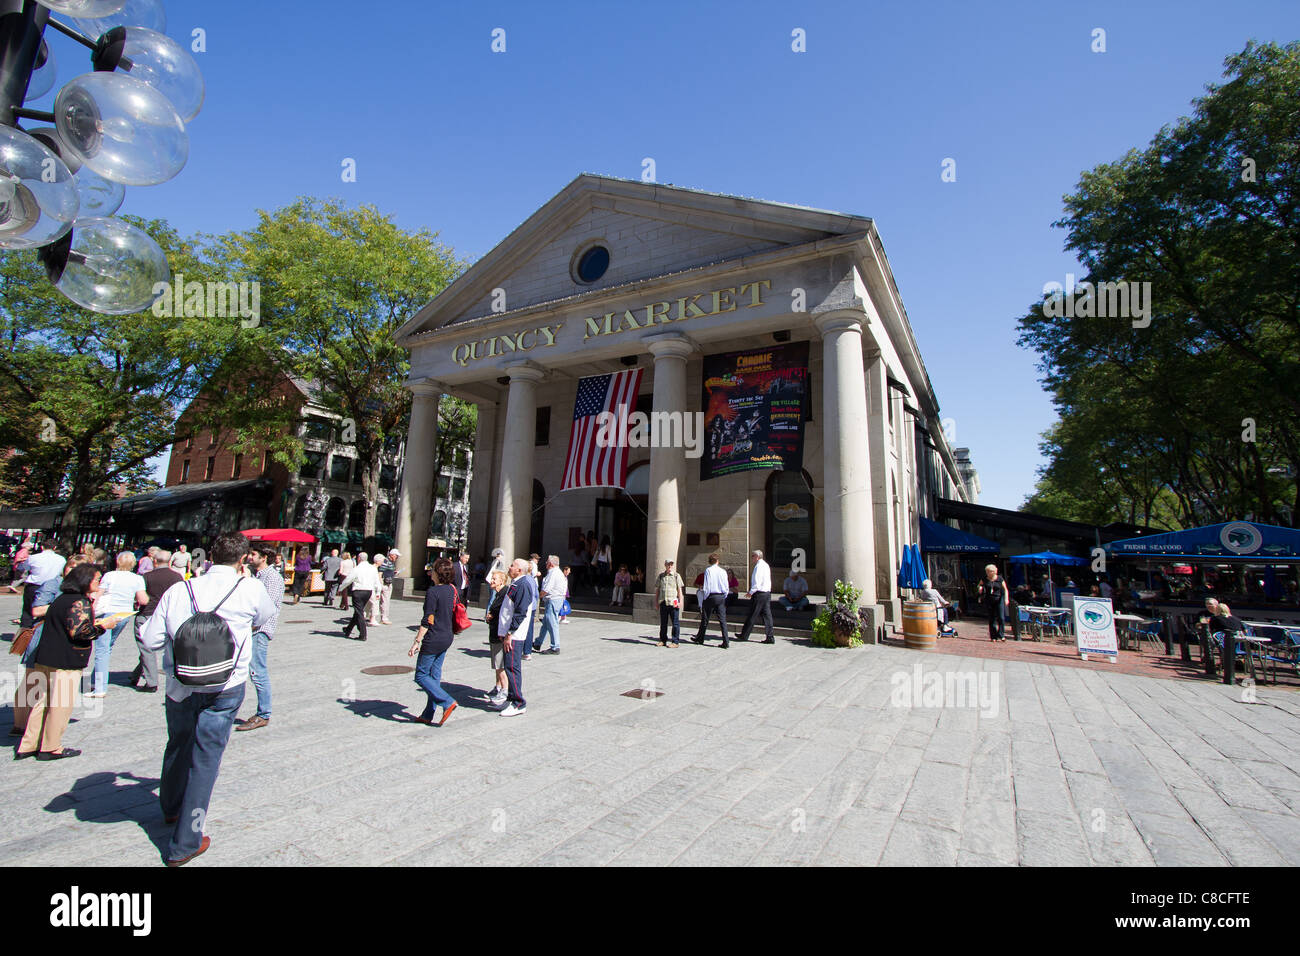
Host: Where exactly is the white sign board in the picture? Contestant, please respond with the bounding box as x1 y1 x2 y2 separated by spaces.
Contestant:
1073 597 1118 662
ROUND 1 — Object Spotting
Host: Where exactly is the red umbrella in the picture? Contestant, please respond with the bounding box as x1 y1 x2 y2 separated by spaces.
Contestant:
241 528 317 543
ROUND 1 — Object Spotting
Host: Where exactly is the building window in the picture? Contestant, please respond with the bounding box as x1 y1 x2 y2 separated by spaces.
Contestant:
571 243 610 284
347 500 365 530
436 473 450 497
181 459 191 483
184 436 193 451
302 418 332 441
352 459 364 486
379 463 396 490
766 469 815 569
232 453 243 479
300 450 324 480
536 406 550 446
330 455 352 483
207 431 216 448
431 510 447 537
204 457 214 481
451 476 466 499
376 503 392 534
455 447 469 469
324 497 346 527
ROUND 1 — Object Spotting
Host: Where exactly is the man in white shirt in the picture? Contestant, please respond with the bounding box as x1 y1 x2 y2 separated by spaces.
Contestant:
141 532 275 866
534 555 567 654
737 550 774 644
338 552 381 641
20 539 66 628
691 554 732 649
780 571 810 611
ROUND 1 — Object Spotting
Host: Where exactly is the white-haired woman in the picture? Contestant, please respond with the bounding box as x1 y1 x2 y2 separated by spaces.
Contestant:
977 563 1009 642
89 551 147 696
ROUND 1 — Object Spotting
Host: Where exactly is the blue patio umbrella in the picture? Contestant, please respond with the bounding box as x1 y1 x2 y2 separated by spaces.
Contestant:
1008 551 1086 605
898 544 927 591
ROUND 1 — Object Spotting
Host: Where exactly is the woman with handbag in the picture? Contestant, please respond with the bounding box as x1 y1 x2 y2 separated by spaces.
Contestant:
10 554 87 737
15 562 103 761
408 557 464 726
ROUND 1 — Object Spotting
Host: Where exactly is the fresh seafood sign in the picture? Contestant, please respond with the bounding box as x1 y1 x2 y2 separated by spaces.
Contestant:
1073 597 1118 662
699 341 809 480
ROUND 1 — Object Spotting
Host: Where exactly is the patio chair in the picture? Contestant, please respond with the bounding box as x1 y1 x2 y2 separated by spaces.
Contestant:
1043 609 1071 642
1252 625 1298 682
1134 619 1164 655
1209 630 1247 676
1017 606 1036 641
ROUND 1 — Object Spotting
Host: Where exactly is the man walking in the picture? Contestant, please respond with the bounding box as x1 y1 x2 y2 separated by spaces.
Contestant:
497 558 535 716
130 549 184 693
534 555 566 654
453 552 470 605
320 548 342 607
338 552 380 641
737 549 774 644
236 546 284 732
141 532 275 866
373 549 398 626
655 559 684 647
20 539 65 629
692 554 731 649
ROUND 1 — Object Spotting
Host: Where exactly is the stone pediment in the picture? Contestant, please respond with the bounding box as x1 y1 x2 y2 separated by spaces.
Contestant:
397 174 873 343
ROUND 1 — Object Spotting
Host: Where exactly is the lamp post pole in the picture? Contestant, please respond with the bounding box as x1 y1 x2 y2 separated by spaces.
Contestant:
0 0 49 127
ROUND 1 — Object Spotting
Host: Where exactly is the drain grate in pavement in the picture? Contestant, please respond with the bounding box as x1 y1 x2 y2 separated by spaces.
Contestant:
361 665 415 676
621 688 664 699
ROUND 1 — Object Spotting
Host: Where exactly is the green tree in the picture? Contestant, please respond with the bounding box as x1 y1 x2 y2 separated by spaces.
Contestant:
0 217 295 536
216 198 465 537
1018 41 1300 527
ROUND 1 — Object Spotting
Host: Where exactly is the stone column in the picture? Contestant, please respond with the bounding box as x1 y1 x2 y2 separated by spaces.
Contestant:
466 400 498 563
395 379 441 592
815 310 879 634
866 354 900 623
494 362 544 561
638 334 694 623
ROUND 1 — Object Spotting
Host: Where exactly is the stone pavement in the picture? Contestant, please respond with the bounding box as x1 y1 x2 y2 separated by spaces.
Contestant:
2 591 1300 866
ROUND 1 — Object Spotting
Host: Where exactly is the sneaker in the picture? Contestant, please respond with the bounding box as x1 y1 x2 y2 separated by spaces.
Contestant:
548 647 560 654
499 704 526 717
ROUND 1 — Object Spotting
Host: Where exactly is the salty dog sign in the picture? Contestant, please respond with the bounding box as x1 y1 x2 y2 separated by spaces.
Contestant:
1073 597 1118 662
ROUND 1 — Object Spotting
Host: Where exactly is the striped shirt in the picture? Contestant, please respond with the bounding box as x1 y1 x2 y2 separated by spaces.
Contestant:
256 565 285 638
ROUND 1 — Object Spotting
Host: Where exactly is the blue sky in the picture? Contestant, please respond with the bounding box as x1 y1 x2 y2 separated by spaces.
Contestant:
43 0 1299 509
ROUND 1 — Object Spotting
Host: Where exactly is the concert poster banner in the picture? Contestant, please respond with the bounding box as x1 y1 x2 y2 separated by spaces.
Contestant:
700 341 809 481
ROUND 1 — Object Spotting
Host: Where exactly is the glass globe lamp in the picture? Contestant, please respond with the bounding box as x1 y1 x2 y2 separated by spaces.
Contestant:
92 26 203 121
41 216 169 314
54 71 187 185
0 125 78 250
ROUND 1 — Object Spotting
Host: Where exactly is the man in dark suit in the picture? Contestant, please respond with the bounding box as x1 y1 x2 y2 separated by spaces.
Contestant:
497 558 536 716
453 552 470 604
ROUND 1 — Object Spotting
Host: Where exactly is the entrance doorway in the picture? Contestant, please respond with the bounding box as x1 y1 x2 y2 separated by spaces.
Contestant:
594 461 650 585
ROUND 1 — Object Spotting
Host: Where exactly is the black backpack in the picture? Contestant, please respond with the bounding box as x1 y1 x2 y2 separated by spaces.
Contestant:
173 579 246 686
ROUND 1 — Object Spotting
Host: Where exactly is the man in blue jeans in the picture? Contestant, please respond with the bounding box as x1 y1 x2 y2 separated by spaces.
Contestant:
142 532 275 866
236 546 284 732
533 555 565 654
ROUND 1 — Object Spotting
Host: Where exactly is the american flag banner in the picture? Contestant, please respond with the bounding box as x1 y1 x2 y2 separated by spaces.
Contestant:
561 368 644 491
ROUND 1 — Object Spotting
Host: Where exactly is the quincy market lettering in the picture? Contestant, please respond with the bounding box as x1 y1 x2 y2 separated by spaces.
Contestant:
450 279 771 367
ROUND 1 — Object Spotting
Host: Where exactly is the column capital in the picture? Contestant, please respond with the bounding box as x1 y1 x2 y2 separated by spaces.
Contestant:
404 377 443 398
646 332 696 361
501 360 546 383
814 308 868 338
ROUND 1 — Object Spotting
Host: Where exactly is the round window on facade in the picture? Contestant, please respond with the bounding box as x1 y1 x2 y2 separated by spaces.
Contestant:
572 243 610 284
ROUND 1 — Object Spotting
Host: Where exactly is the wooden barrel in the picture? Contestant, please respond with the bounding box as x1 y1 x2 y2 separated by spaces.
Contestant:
903 601 938 650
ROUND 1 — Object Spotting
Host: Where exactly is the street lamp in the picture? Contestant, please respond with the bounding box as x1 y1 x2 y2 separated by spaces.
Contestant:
0 0 202 314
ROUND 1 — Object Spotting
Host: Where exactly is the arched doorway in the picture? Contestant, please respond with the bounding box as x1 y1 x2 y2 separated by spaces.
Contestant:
766 469 815 569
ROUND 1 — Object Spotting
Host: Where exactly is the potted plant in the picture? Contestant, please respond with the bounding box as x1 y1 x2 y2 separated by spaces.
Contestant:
811 580 872 648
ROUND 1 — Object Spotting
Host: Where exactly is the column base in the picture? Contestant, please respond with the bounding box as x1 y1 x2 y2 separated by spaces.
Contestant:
858 604 885 644
632 592 659 626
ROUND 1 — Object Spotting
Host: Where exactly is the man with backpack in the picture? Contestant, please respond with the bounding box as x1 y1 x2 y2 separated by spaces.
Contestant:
141 532 276 866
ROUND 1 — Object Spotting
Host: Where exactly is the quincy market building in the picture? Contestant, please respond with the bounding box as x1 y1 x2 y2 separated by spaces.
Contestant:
394 175 972 629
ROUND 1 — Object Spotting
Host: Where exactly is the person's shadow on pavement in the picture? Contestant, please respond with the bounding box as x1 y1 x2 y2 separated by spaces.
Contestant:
44 770 170 856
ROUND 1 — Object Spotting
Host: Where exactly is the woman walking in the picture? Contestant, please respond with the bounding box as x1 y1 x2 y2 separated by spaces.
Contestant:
90 551 147 697
979 563 1010 642
15 562 103 760
409 557 459 726
291 548 313 604
338 551 355 610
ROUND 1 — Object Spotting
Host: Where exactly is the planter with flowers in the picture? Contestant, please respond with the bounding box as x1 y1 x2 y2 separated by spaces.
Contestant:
810 580 873 648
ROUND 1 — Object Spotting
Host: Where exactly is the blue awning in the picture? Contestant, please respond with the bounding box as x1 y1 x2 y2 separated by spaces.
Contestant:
1105 521 1300 561
919 517 998 553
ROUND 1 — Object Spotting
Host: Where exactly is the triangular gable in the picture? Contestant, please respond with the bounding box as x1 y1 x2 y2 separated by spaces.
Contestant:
397 174 874 342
